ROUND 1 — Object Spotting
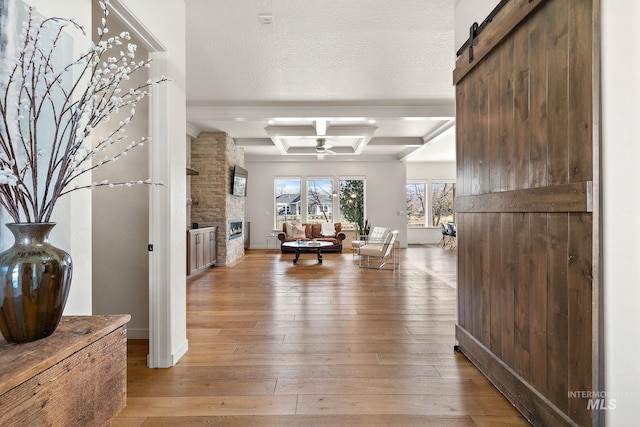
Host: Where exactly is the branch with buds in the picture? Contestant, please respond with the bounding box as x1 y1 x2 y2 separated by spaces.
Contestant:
0 0 167 223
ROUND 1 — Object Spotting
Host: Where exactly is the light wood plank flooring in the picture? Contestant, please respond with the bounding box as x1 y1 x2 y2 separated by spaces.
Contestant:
114 246 528 426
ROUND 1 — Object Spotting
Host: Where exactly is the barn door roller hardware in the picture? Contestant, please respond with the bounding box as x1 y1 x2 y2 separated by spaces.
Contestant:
455 0 526 63
468 22 478 63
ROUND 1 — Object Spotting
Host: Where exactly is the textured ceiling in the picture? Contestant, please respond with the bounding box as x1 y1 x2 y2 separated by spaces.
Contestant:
184 0 457 162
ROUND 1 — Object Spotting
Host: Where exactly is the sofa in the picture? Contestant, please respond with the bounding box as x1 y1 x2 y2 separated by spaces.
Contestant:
277 222 346 253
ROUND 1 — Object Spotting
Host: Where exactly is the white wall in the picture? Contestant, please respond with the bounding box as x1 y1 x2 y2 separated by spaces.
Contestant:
406 161 456 244
244 160 408 248
602 2 640 424
24 0 94 315
456 0 640 424
453 0 495 52
91 10 150 339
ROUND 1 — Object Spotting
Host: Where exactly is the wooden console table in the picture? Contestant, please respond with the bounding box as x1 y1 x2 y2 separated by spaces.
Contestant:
0 315 130 426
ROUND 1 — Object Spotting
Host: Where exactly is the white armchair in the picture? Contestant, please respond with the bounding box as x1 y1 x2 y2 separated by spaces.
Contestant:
358 230 399 270
351 226 389 257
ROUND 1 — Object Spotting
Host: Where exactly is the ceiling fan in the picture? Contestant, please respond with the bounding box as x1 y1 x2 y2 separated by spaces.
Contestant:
315 138 336 155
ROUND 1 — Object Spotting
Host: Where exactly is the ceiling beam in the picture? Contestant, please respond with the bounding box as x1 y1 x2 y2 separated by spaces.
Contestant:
325 125 377 137
234 138 273 146
185 122 200 139
367 137 423 146
287 146 354 155
265 125 317 137
397 120 456 161
187 102 456 121
314 119 327 136
422 120 456 143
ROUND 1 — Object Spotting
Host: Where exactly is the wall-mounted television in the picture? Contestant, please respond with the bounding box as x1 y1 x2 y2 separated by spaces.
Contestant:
231 166 248 197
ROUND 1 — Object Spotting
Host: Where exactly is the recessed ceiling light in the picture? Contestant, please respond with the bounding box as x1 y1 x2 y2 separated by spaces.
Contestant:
368 119 376 124
267 119 275 125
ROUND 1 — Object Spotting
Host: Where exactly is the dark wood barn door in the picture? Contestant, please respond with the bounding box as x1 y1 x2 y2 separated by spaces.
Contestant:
453 1 600 426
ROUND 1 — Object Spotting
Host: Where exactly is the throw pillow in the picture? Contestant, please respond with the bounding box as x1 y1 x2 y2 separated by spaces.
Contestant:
321 222 336 237
306 223 315 238
284 222 294 239
311 223 322 238
292 224 306 239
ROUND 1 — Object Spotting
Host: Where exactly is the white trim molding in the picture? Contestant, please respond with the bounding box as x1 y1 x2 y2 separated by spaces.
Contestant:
107 0 166 51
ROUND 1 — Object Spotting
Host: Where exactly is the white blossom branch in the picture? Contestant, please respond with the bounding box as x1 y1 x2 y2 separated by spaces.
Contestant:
0 0 167 222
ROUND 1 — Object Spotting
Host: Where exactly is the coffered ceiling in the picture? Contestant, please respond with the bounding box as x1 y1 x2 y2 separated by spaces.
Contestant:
184 0 457 162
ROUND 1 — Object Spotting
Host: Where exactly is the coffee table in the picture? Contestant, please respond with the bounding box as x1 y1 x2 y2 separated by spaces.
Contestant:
282 241 333 264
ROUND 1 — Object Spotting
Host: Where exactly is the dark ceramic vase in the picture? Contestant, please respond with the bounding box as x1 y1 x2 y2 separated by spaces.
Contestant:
0 223 73 343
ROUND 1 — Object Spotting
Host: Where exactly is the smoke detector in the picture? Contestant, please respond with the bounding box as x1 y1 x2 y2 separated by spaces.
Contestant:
258 14 274 25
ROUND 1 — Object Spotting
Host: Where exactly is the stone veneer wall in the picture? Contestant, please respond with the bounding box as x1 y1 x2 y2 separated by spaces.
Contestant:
190 132 244 265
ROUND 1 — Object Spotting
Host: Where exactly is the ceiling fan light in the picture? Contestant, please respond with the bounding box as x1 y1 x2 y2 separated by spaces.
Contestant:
315 138 336 155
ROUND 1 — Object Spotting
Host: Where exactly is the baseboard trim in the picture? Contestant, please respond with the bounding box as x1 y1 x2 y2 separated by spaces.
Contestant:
172 338 189 365
126 327 149 340
455 325 579 427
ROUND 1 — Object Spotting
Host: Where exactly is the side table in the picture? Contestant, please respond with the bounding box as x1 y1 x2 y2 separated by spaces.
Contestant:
0 315 130 426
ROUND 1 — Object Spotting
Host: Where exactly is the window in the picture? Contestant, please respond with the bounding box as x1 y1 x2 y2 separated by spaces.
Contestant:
406 181 456 227
275 178 301 228
275 177 367 228
306 178 333 224
339 178 365 230
431 182 455 226
406 183 426 226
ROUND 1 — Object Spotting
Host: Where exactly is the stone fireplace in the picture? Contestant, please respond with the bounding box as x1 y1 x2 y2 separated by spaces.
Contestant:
190 132 245 265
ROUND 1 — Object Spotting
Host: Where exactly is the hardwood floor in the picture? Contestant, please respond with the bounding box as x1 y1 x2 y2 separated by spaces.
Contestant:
113 246 529 426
